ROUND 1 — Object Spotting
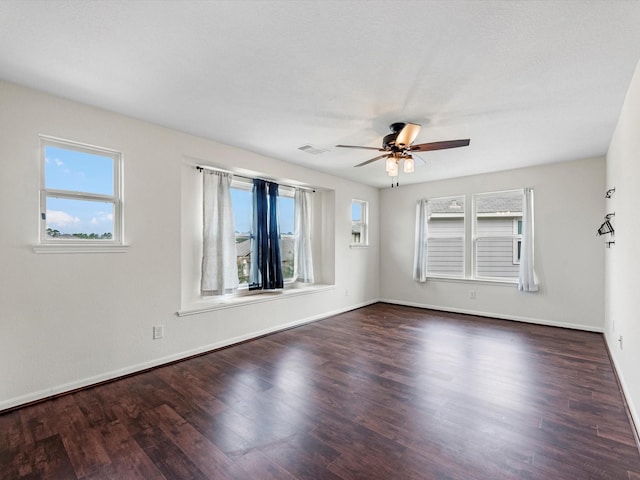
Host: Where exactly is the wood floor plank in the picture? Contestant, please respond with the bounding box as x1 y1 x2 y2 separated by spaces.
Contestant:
258 432 342 480
96 419 166 480
1 303 640 479
44 395 111 478
146 403 241 480
0 410 26 451
1 434 78 480
132 423 208 480
232 448 300 480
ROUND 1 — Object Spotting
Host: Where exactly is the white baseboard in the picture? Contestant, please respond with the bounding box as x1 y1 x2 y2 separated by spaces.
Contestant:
378 298 605 333
0 299 377 412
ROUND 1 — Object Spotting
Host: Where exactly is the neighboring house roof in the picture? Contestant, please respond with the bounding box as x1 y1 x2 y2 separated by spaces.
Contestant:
236 239 251 257
429 198 465 214
475 196 523 214
428 195 523 215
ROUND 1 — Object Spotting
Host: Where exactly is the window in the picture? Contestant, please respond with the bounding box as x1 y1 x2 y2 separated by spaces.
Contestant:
279 192 295 279
351 199 368 246
421 189 528 283
473 190 523 280
513 219 523 265
231 179 296 287
40 136 122 244
426 196 465 277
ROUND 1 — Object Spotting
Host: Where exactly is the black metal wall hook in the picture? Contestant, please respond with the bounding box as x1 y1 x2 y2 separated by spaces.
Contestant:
597 220 614 236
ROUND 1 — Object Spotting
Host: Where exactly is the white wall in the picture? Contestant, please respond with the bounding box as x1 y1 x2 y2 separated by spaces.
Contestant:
0 81 380 410
379 157 606 331
605 59 640 433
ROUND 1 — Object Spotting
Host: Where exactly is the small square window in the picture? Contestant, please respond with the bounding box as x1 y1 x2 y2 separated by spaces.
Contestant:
40 136 122 244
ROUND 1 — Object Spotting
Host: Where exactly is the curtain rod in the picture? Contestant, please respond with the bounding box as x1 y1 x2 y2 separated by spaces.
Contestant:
196 165 315 192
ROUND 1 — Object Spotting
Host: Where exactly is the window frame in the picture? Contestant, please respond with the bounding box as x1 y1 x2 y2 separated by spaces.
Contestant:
472 189 524 282
350 199 369 247
512 219 523 265
39 135 123 246
425 195 466 279
421 189 528 284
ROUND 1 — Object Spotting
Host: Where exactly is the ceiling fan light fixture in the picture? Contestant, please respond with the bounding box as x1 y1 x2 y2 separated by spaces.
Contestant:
403 155 415 173
387 160 398 177
385 156 397 173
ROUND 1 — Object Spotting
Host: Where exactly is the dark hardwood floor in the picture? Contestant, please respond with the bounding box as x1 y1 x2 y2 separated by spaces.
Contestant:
2 303 640 479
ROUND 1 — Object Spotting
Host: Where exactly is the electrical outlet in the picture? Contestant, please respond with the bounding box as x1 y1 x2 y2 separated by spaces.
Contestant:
153 325 164 340
469 290 476 300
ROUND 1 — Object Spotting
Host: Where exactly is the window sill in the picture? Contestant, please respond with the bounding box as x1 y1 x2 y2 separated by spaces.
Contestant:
178 283 335 316
32 243 130 254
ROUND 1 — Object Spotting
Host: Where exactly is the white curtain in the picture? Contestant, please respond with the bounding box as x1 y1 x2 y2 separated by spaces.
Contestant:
294 188 314 283
201 170 239 296
518 188 539 292
413 199 429 282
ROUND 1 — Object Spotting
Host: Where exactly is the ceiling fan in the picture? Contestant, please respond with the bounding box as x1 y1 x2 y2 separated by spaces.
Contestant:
336 122 470 177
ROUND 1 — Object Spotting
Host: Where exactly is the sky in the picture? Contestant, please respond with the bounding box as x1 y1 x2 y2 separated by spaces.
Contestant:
44 145 115 235
352 201 362 222
231 188 295 235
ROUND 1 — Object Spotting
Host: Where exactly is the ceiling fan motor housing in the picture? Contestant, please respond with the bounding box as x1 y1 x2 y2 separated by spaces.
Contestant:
383 122 407 150
389 122 406 133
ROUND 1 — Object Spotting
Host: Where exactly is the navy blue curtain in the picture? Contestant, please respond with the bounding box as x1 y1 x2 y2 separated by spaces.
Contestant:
267 182 284 288
249 179 283 290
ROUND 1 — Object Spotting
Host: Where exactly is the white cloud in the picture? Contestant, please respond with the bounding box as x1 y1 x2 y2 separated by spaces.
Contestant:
44 156 64 167
91 212 113 225
46 210 80 228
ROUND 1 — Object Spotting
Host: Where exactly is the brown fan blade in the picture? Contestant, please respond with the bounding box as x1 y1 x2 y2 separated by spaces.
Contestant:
355 153 391 167
336 144 384 151
395 123 421 147
410 139 470 152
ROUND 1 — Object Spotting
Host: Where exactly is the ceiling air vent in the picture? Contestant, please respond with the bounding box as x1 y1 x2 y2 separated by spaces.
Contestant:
298 144 329 155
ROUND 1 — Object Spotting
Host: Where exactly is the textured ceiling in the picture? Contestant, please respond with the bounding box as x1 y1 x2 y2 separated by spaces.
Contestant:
1 0 640 187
